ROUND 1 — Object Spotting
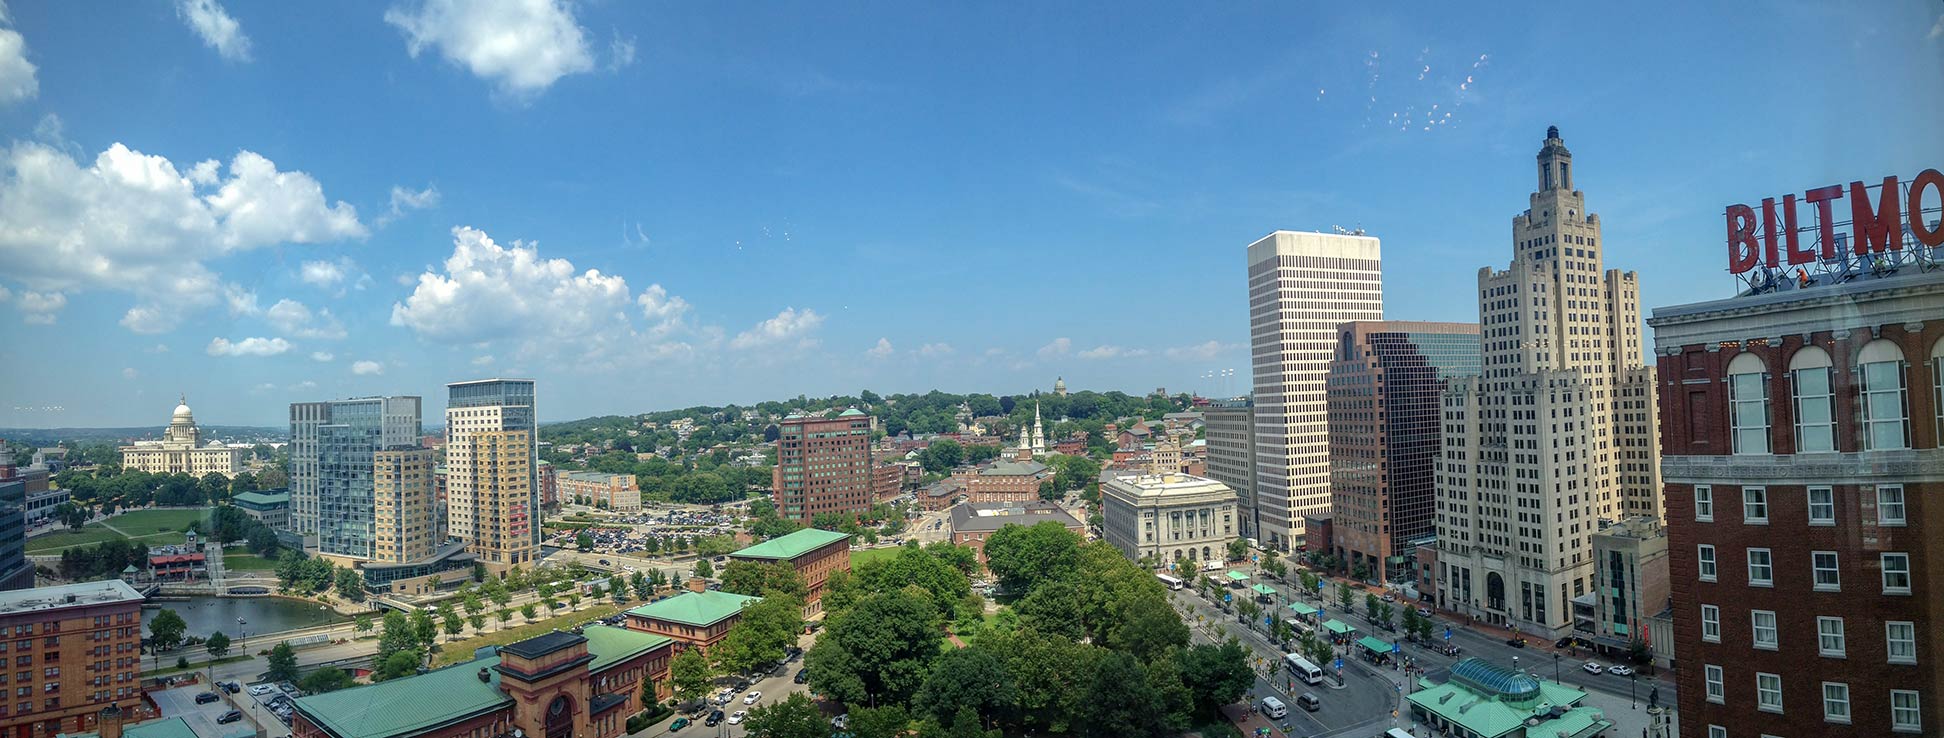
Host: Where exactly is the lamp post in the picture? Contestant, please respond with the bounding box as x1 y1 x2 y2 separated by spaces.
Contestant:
1553 652 1560 681
1630 673 1637 709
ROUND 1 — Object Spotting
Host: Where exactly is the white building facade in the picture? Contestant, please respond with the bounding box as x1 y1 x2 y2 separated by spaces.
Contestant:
119 398 249 477
1247 231 1383 551
1101 471 1241 564
1434 127 1662 638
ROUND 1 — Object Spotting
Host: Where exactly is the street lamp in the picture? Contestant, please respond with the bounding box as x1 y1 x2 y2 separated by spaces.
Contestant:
1553 652 1560 681
1630 673 1637 709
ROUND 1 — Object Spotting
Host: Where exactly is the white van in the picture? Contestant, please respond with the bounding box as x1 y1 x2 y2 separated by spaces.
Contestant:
1203 560 1223 572
1385 730 1415 738
1285 654 1324 685
1259 696 1287 719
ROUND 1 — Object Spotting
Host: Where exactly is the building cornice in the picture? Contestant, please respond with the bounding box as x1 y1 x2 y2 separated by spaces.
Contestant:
1662 449 1944 484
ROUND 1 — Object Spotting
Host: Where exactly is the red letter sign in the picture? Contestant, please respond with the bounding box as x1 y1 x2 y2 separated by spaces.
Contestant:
1910 168 1944 248
1726 204 1758 273
1850 177 1902 254
1805 185 1844 260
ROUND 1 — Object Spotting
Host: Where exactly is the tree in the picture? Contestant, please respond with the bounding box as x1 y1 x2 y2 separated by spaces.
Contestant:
411 609 437 650
1107 594 1189 662
267 642 300 682
630 571 651 599
1401 607 1423 639
848 706 913 738
1226 537 1248 562
520 603 538 621
1299 571 1320 596
1072 651 1180 738
981 521 1082 593
373 650 420 682
1177 639 1254 715
496 608 512 627
148 608 187 652
1376 602 1395 629
804 587 943 706
721 560 808 599
468 613 486 632
443 611 464 639
743 692 831 738
576 532 595 551
298 667 356 694
205 631 230 658
1336 582 1354 611
694 558 714 579
464 592 485 616
669 648 714 706
917 707 998 738
1364 593 1381 621
1013 579 1087 640
336 568 366 603
915 647 1017 724
716 594 803 674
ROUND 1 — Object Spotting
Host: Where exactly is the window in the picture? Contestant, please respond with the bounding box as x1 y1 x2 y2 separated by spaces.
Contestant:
1812 551 1840 591
1701 604 1720 643
1747 548 1773 586
1817 616 1845 657
1728 354 1769 454
1882 553 1912 594
1877 485 1906 526
1698 544 1717 581
1742 487 1768 524
1707 727 1725 738
1822 682 1851 723
1887 621 1916 664
1892 689 1922 732
1694 484 1713 522
1791 347 1836 452
1704 664 1724 703
1807 486 1834 525
1751 610 1778 650
1757 672 1783 713
1859 341 1909 450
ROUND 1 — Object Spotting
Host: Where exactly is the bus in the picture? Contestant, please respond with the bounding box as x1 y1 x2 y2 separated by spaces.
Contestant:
1156 573 1184 590
1285 654 1324 685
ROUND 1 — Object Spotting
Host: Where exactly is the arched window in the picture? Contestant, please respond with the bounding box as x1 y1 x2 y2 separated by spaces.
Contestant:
1932 338 1944 444
1789 346 1836 453
1727 353 1769 454
1858 340 1909 450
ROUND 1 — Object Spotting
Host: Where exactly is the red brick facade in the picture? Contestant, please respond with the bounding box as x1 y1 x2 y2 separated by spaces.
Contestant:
0 584 147 738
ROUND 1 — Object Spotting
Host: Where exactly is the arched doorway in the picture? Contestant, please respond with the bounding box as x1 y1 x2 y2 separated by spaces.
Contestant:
545 695 574 738
1486 572 1506 612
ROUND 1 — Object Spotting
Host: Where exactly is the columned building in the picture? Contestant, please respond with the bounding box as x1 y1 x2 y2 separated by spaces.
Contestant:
288 396 423 561
1247 230 1384 551
1101 470 1240 565
1650 251 1943 738
1434 127 1661 637
118 398 248 477
446 379 538 571
1202 396 1257 539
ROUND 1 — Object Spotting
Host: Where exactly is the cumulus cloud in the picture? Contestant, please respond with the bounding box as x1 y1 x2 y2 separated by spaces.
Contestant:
866 338 894 359
918 343 954 357
300 258 349 288
1036 337 1072 360
1164 340 1241 361
376 184 440 226
635 284 690 338
223 283 260 316
207 336 290 357
0 13 37 106
730 307 823 350
16 290 63 324
0 141 365 329
121 367 138 380
1078 345 1149 360
385 0 628 99
266 298 347 339
174 0 253 62
310 351 334 362
351 360 384 375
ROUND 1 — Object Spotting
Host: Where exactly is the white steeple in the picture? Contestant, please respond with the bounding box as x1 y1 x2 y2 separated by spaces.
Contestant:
1031 401 1045 453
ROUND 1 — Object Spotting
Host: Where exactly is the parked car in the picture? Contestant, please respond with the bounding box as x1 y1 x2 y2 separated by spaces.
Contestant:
728 711 747 725
1504 638 1527 648
195 692 221 705
248 685 275 696
218 681 241 694
1416 606 1432 617
669 718 691 732
1582 662 1605 675
1296 693 1322 712
705 711 725 727
598 559 611 566
831 715 850 730
1607 664 1634 676
217 711 244 725
793 670 808 684
743 691 762 705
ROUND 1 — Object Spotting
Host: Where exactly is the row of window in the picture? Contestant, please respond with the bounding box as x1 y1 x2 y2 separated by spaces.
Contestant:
1693 484 1903 525
1698 605 1917 662
1702 668 1922 732
1696 545 1911 593
1724 341 1943 454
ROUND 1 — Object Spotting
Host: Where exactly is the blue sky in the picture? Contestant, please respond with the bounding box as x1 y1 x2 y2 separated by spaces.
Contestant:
1 0 1941 427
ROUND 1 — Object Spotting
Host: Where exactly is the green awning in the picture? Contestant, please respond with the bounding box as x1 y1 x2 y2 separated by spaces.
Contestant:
1288 602 1317 615
1225 570 1249 582
1250 583 1276 595
1356 636 1394 653
1322 619 1354 634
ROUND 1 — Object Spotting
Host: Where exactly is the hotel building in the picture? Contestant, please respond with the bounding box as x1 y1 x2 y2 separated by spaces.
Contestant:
1201 397 1257 540
446 380 539 571
772 410 874 523
0 581 147 738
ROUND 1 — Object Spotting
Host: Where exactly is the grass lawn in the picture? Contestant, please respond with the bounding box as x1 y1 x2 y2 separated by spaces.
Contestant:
223 551 278 570
850 547 902 567
102 508 208 536
24 527 123 554
433 604 624 666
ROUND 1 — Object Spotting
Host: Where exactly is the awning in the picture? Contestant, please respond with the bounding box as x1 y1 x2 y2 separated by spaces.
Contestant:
1225 570 1250 582
1356 636 1395 653
1322 619 1354 634
1251 583 1277 595
1288 602 1318 615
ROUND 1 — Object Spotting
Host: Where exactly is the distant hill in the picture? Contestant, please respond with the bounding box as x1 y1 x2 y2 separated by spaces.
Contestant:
0 426 286 446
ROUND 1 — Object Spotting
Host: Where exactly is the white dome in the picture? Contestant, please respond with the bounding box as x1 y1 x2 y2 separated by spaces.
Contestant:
173 403 193 419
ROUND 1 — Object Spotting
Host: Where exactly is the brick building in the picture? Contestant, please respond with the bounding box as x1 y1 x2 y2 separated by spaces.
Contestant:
0 581 147 738
773 410 875 523
622 591 760 653
948 501 1085 564
967 460 1050 504
293 626 672 738
727 528 850 616
871 463 903 502
558 471 640 512
1650 259 1943 737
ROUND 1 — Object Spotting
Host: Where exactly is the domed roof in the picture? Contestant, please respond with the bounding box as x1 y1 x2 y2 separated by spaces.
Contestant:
172 395 194 420
1449 657 1541 701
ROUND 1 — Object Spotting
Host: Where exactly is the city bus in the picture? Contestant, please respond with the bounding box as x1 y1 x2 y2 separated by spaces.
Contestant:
1285 654 1324 685
1156 573 1184 590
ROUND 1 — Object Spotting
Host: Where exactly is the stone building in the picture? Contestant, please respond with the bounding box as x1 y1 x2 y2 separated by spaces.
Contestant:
949 501 1085 564
118 398 248 477
1101 471 1239 564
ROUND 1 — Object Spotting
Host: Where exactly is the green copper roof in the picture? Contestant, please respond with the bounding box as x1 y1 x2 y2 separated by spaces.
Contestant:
1224 570 1249 581
294 656 513 738
1356 636 1394 653
1405 681 1527 738
838 408 867 417
1288 602 1317 615
582 624 671 673
1405 667 1593 738
1529 707 1612 738
1250 583 1276 595
731 528 849 560
627 590 762 627
122 717 198 738
231 490 288 506
1321 619 1354 634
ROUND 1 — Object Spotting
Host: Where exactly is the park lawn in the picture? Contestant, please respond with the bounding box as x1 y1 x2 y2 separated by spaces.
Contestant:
850 547 901 567
24 527 123 554
433 604 624 667
103 508 208 536
223 551 278 570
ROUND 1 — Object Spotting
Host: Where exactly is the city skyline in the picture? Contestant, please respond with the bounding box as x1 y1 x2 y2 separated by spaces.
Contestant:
3 2 1943 428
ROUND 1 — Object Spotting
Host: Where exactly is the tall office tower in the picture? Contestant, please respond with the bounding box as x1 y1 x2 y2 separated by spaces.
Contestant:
772 409 874 524
0 476 28 590
288 396 423 559
1202 397 1257 540
372 447 436 564
1327 321 1480 585
1247 230 1384 551
446 379 538 570
1651 249 1944 737
1434 127 1661 637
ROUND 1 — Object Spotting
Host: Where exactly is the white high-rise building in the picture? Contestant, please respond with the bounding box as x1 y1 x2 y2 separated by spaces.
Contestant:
445 379 538 571
1247 230 1383 551
1434 127 1662 638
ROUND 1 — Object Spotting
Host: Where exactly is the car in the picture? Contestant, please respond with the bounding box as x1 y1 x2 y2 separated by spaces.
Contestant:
1296 693 1322 712
1505 637 1527 648
743 691 762 705
728 711 747 725
1416 606 1432 617
669 718 691 732
195 692 221 704
277 681 298 694
733 678 752 691
1582 662 1605 675
1607 664 1634 676
217 711 244 725
219 681 241 694
248 685 275 696
831 715 850 730
1382 592 1396 602
598 559 611 566
793 670 809 684
705 711 725 727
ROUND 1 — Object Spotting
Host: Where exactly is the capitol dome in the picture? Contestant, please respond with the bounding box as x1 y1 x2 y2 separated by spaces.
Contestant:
172 397 194 420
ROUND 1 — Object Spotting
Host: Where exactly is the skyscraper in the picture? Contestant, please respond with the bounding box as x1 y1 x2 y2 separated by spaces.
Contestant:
1247 230 1384 551
288 396 423 560
445 379 538 570
773 409 874 524
1326 320 1480 585
372 446 437 564
1202 396 1257 540
1434 127 1661 637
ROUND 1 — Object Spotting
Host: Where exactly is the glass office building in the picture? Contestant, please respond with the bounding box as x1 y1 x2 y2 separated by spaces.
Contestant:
290 396 423 560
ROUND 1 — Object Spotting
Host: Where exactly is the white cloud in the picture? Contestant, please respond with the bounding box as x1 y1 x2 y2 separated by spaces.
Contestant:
376 184 440 226
1164 340 1241 361
471 354 494 366
266 298 347 339
174 0 253 62
207 336 291 357
866 338 894 359
310 351 334 362
0 141 365 329
351 360 384 375
608 30 636 72
1078 345 1149 360
384 0 608 99
299 258 349 288
634 284 689 338
0 21 37 106
1036 337 1072 360
223 282 260 316
1931 13 1943 41
15 290 60 324
121 367 138 380
149 343 169 353
918 342 954 357
291 380 317 391
730 307 823 350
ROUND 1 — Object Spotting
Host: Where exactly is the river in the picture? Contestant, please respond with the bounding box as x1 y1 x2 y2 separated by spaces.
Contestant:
142 595 344 641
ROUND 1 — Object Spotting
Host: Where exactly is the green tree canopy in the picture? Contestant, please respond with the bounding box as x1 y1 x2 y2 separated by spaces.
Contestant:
915 646 1018 725
743 692 831 738
981 522 1082 593
804 586 943 706
204 631 230 658
148 608 187 652
669 648 714 705
266 642 300 682
1176 639 1254 715
719 560 809 600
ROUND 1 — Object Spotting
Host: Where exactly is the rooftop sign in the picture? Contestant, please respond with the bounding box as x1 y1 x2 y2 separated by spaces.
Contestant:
1725 169 1944 290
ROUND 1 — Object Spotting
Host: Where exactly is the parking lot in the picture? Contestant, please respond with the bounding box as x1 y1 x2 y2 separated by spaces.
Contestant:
149 684 260 738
